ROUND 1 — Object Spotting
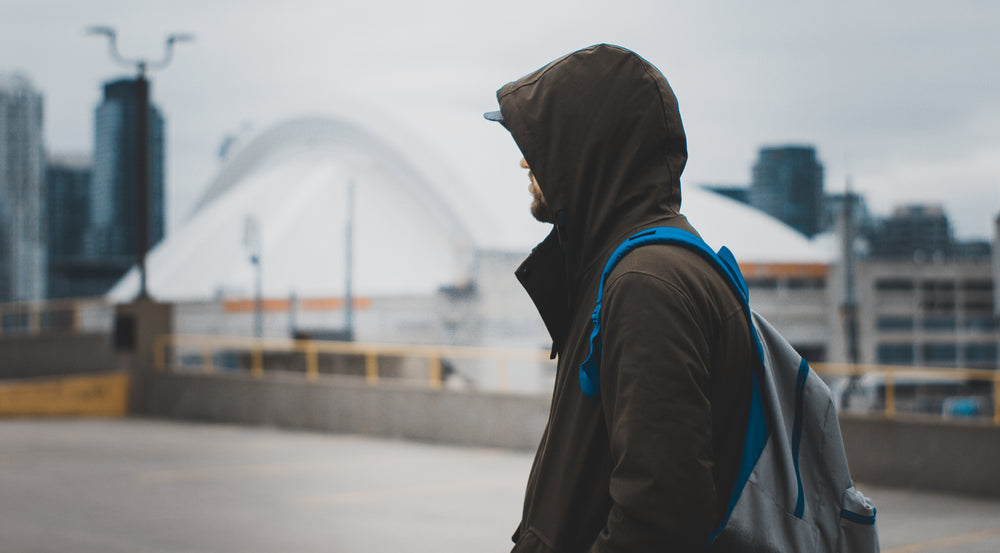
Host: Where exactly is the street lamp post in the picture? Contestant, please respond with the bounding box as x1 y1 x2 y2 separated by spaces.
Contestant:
344 180 355 340
86 26 193 300
244 216 263 339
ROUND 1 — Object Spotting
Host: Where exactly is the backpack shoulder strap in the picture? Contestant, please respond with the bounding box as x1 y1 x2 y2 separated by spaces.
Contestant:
578 227 753 397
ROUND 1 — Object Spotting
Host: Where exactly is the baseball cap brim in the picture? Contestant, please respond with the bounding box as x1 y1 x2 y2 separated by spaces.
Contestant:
483 110 504 123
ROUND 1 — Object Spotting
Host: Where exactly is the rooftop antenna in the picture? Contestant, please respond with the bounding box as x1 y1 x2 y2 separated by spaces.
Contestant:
244 216 263 338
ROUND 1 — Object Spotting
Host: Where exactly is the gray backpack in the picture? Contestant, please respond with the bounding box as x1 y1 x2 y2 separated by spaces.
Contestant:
578 227 879 552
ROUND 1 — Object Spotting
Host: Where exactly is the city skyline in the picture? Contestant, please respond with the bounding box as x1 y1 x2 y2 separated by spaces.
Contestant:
1 0 998 245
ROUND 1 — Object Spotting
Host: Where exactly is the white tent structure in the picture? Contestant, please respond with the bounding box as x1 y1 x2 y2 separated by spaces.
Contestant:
110 116 477 302
111 114 831 304
680 186 833 265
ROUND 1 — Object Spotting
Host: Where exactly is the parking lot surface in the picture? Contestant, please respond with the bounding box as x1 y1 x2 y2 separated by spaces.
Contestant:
1 419 998 552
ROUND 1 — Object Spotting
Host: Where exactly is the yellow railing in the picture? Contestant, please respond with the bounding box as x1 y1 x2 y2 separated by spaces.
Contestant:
813 362 1000 424
151 334 999 421
153 334 554 392
0 296 112 337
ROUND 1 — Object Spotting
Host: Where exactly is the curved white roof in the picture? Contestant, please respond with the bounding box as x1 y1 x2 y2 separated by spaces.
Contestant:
682 186 835 264
111 116 475 302
111 112 832 302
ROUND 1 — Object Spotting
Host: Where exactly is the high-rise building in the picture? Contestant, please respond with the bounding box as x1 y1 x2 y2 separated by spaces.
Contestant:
46 154 112 299
750 145 824 237
46 154 91 260
868 204 953 260
86 78 165 264
824 191 875 239
0 73 46 303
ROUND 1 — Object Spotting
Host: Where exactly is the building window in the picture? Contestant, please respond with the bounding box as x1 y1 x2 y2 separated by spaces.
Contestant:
921 280 957 312
964 317 998 331
877 316 913 332
787 278 825 290
922 317 956 332
746 278 778 290
877 343 914 365
921 301 956 312
876 278 914 291
921 280 956 293
921 343 957 365
960 279 992 292
964 343 998 364
960 278 993 313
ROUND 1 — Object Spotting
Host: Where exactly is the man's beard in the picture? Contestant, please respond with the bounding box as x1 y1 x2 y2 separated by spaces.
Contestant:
531 195 555 224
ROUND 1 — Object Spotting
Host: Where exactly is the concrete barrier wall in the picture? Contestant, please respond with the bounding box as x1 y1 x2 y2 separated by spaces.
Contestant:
0 333 113 379
146 372 550 451
840 414 1000 498
145 372 1000 498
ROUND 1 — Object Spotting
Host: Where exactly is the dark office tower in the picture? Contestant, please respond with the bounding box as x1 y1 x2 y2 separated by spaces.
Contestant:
86 78 165 264
869 204 954 260
46 154 101 298
0 74 46 302
750 145 824 237
824 191 874 237
47 155 91 259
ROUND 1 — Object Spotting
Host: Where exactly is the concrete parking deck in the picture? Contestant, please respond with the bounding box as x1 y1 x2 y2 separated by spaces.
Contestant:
1 419 999 552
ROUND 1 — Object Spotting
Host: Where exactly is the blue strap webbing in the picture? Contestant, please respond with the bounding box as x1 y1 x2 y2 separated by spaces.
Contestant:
575 227 770 543
791 357 810 519
579 227 754 395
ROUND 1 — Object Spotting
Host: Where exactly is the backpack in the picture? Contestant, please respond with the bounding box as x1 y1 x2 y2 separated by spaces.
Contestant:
578 226 879 552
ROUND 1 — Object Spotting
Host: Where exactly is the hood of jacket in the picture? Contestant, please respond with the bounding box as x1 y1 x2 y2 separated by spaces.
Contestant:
497 44 688 287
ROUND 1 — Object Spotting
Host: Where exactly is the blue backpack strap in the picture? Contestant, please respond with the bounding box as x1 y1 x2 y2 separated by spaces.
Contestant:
579 227 750 396
576 226 769 544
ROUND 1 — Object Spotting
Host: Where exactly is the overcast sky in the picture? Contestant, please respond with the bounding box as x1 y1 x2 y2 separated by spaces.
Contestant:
3 0 998 242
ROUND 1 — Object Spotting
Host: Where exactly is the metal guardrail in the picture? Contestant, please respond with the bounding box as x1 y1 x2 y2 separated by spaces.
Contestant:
152 334 999 422
0 297 113 337
153 334 554 392
813 362 1000 424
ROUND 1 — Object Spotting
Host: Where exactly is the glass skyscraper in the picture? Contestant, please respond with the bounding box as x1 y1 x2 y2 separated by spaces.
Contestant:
86 78 165 263
0 74 46 302
46 154 102 298
750 145 824 238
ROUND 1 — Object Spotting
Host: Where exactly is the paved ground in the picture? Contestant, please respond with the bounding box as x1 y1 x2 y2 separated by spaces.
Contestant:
1 419 999 553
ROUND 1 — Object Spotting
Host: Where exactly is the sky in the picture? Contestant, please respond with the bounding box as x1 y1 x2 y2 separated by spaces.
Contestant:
2 0 998 244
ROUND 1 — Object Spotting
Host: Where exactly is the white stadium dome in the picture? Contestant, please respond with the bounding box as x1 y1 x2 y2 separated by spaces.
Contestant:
682 185 834 265
110 114 833 302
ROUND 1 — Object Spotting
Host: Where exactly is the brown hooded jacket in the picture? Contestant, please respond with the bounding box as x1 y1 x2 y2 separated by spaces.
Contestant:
496 44 754 552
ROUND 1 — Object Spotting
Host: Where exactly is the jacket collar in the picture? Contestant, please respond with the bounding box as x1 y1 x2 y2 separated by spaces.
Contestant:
516 216 700 357
515 229 569 359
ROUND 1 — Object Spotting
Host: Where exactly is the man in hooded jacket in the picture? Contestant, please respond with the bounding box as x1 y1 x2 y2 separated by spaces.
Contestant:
486 44 755 552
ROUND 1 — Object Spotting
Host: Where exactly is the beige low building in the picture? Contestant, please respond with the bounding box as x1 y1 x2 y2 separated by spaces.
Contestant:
853 257 996 369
